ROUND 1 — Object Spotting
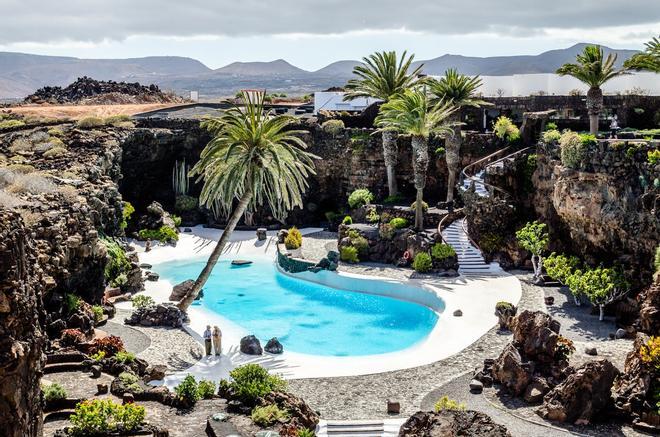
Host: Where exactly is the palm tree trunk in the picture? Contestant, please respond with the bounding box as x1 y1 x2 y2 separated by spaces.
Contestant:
586 86 603 136
445 119 462 203
411 135 429 231
177 188 253 311
382 131 399 196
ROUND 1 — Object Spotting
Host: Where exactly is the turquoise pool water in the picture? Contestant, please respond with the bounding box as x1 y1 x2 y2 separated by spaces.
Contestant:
154 257 439 356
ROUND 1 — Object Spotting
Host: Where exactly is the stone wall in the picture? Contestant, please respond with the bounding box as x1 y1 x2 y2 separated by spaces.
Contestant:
0 210 46 437
533 139 659 283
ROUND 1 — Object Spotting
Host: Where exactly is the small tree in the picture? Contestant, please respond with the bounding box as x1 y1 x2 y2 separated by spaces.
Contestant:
544 252 582 305
515 221 549 281
565 267 629 321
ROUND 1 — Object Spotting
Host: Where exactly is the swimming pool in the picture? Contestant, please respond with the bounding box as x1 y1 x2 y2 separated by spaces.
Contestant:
153 257 440 356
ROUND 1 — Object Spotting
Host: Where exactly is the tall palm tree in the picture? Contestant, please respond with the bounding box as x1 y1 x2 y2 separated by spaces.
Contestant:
344 51 423 197
556 45 629 135
375 89 456 230
177 91 317 311
624 35 660 73
429 69 491 203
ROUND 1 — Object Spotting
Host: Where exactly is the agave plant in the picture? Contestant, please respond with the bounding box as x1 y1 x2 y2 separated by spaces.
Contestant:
557 45 629 135
177 91 317 311
375 89 456 230
429 69 491 203
344 51 423 197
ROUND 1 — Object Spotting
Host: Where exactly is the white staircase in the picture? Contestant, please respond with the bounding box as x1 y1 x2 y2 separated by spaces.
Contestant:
316 419 404 437
461 169 489 197
442 218 501 275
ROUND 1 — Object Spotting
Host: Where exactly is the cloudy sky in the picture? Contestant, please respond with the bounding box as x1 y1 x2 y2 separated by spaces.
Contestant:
1 0 658 70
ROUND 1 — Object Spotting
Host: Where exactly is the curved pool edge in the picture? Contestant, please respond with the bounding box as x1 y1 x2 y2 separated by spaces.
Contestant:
126 227 523 384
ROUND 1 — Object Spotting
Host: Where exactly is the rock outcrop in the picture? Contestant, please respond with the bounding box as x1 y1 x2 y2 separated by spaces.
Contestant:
124 303 188 328
636 276 660 335
0 210 46 437
398 410 511 437
259 391 319 431
537 359 619 424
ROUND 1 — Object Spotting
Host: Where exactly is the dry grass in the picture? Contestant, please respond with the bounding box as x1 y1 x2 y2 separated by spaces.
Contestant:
58 185 80 203
0 167 56 194
8 103 178 121
0 190 28 208
19 210 43 227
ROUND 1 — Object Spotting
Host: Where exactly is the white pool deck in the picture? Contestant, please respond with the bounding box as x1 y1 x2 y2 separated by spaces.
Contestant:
118 226 522 388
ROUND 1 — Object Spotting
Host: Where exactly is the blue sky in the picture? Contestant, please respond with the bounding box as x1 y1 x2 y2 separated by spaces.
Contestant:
0 0 658 70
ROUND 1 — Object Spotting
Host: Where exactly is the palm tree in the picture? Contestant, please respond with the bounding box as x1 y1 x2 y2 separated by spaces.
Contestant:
624 35 660 73
344 51 423 197
177 91 317 311
556 45 629 135
429 69 491 203
375 89 456 230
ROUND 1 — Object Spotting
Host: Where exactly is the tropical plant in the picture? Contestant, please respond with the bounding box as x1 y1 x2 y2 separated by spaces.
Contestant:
624 35 660 73
429 69 491 202
43 383 67 403
340 246 359 263
348 188 374 209
177 91 317 311
493 116 520 144
228 364 287 406
565 266 629 321
434 396 465 412
344 51 423 196
544 253 582 304
375 89 455 229
431 243 456 260
131 294 154 309
412 252 433 272
557 45 629 134
515 221 549 281
174 374 202 406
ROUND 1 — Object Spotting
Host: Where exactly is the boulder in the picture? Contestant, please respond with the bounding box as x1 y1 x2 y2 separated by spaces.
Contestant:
524 378 550 404
259 391 319 430
146 272 159 282
469 379 484 393
511 310 560 362
169 279 194 301
264 338 283 354
144 364 167 382
240 335 263 355
636 277 660 334
124 304 188 328
256 228 267 241
492 343 533 396
537 359 620 424
399 410 511 437
453 309 463 317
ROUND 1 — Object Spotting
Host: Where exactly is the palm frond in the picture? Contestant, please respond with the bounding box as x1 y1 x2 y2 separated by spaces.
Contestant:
344 51 423 101
556 45 630 87
429 68 492 109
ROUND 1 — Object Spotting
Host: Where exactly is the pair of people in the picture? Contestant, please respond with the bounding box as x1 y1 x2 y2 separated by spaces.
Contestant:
203 325 222 356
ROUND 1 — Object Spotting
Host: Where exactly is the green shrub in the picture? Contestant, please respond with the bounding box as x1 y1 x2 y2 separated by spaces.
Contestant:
69 399 145 436
119 371 143 393
545 122 558 131
434 396 465 412
541 129 561 145
382 193 404 204
101 237 131 284
48 127 64 137
365 208 380 223
379 223 395 240
115 351 135 364
435 146 446 156
321 119 345 136
64 293 81 314
648 149 660 165
43 383 67 402
251 404 290 427
544 253 581 284
229 364 286 406
495 301 515 313
132 294 155 309
172 215 182 227
197 380 216 399
342 215 353 225
348 188 374 209
479 233 503 253
91 351 106 361
389 217 408 229
431 243 456 260
410 201 428 211
0 119 26 129
120 201 135 230
297 429 315 437
138 225 179 243
174 194 198 212
91 305 104 323
413 252 433 272
340 246 359 263
284 227 303 250
76 116 105 128
493 116 520 144
174 374 201 406
559 130 586 169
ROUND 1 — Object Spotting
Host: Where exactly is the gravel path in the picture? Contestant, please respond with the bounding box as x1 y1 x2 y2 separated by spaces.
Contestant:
102 321 151 354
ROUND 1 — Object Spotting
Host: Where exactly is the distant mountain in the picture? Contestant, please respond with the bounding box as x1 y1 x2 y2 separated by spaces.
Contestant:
213 59 307 77
0 44 640 100
412 43 638 76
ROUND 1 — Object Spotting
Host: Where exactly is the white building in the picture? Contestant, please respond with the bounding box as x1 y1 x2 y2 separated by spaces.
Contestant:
314 92 380 114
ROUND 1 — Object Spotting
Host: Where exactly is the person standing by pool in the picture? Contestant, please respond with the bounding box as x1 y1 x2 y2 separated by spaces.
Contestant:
212 325 222 356
203 325 212 356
